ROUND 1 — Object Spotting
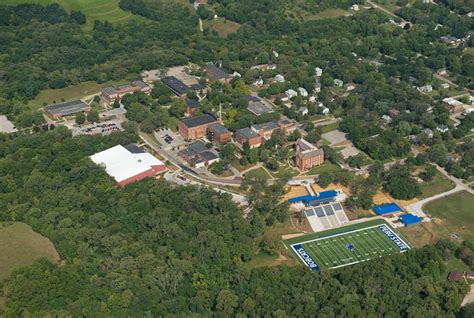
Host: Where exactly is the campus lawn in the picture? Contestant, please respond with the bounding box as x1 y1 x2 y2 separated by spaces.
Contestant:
419 171 455 198
244 167 272 180
3 0 145 29
284 219 412 270
305 162 341 175
320 122 340 133
423 191 474 241
0 222 60 280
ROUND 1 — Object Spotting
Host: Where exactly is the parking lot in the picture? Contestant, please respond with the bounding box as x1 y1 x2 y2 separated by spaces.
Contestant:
72 120 123 136
322 129 348 145
155 129 185 150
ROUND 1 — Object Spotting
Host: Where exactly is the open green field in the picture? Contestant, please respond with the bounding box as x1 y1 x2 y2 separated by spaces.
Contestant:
3 0 145 28
419 170 455 198
305 162 341 175
204 18 241 38
424 191 474 241
284 219 412 270
27 80 124 110
244 166 272 180
0 222 60 280
320 122 340 133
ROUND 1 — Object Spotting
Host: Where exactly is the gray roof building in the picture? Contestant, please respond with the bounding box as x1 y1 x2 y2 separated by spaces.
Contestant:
181 114 217 128
162 76 191 96
44 100 89 117
236 127 259 139
207 64 232 82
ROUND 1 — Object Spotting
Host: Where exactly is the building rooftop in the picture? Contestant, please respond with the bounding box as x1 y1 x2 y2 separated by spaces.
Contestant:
247 101 273 116
236 127 259 139
123 144 145 154
181 114 217 128
44 100 88 116
251 121 279 132
208 123 231 135
207 64 232 82
162 76 190 95
296 138 324 159
186 99 200 109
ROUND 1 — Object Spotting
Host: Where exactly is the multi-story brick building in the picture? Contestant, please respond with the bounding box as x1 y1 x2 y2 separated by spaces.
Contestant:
100 80 151 108
235 128 262 148
178 114 219 141
207 123 233 145
295 138 324 171
251 117 297 140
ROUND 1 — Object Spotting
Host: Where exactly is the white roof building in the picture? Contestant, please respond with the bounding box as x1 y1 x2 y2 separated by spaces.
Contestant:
285 89 298 99
334 79 343 87
90 145 166 186
315 67 323 77
274 74 285 83
298 87 308 97
382 115 393 124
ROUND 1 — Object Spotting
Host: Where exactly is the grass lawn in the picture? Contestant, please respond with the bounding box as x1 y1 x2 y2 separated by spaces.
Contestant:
419 171 455 198
423 191 474 241
305 162 341 175
0 222 60 280
203 18 241 38
270 165 300 179
287 8 348 21
320 122 340 133
28 80 123 110
3 0 145 29
244 167 272 180
284 219 412 270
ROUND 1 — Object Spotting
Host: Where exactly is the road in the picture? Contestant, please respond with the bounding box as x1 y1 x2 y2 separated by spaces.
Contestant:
367 0 405 20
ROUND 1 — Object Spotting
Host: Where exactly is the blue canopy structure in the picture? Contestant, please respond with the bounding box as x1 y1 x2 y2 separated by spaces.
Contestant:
373 203 402 215
399 214 421 226
288 190 337 204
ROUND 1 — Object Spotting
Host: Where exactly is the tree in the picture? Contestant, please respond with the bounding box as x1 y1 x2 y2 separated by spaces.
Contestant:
215 290 239 316
86 110 100 123
75 112 86 125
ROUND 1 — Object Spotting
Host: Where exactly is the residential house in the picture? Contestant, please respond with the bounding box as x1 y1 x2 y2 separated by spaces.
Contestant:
334 79 343 87
437 68 447 76
448 271 464 282
207 123 233 145
295 138 325 171
388 109 400 118
345 83 356 91
298 87 308 97
235 128 262 148
322 107 330 115
206 64 233 83
253 77 264 87
178 113 219 141
382 115 393 124
440 83 450 89
314 81 321 93
437 124 449 133
422 128 433 138
443 97 465 114
315 67 323 77
418 85 433 93
274 74 285 83
285 89 298 99
100 80 151 108
299 107 309 116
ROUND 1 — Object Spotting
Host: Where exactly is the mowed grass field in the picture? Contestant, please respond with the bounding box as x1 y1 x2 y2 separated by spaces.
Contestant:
2 0 145 28
423 191 474 241
0 222 60 280
284 219 412 270
204 18 241 38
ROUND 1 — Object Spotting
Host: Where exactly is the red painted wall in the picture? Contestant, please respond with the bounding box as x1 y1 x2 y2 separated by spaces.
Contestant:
117 168 156 186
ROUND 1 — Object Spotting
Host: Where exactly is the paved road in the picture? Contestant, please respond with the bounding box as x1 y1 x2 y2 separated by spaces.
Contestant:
406 184 465 217
367 0 404 20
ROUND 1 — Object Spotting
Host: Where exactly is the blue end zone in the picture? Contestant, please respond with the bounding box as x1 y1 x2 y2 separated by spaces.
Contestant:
373 203 402 215
292 244 319 271
378 225 409 251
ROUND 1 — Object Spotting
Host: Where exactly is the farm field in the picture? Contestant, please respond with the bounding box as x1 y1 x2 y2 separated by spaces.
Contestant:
3 0 145 28
284 219 412 270
0 222 60 280
423 191 474 241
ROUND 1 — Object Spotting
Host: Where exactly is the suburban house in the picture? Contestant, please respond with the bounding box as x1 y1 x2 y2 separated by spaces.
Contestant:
298 87 308 97
44 100 90 119
178 113 219 141
206 64 233 83
185 99 201 117
161 76 191 97
422 128 434 138
207 123 233 145
388 109 400 118
334 79 343 87
382 115 393 124
417 85 433 93
285 89 298 99
437 124 449 133
315 67 323 77
178 141 220 168
295 138 325 171
90 144 166 186
235 127 262 148
100 80 151 108
314 81 321 93
274 74 285 83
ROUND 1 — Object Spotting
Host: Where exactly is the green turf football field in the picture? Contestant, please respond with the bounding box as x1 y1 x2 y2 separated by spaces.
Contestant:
288 223 411 270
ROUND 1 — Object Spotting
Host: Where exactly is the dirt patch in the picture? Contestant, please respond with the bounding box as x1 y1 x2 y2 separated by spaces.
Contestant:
461 284 474 307
282 185 309 201
281 232 305 240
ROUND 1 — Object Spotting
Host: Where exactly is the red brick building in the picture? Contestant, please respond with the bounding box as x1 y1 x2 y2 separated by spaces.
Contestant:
295 138 324 171
178 114 219 141
100 80 151 108
235 128 262 148
207 123 233 145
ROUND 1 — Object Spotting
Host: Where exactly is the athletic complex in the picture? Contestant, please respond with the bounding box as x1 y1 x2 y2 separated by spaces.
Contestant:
284 220 412 270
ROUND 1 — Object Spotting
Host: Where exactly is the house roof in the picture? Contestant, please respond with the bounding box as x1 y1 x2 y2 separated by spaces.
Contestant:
296 138 324 160
162 76 190 95
44 100 89 116
207 64 232 82
243 95 261 102
200 151 219 161
186 99 200 109
236 127 259 139
181 114 217 128
247 101 273 116
251 121 279 132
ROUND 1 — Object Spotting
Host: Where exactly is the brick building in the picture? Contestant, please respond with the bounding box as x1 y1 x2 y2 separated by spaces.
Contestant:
43 100 90 119
100 80 151 108
207 123 233 145
178 114 219 141
251 117 297 140
295 138 324 171
235 128 262 148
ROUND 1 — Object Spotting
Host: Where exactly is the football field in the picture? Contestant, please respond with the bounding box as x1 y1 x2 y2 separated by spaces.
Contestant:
287 222 411 270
